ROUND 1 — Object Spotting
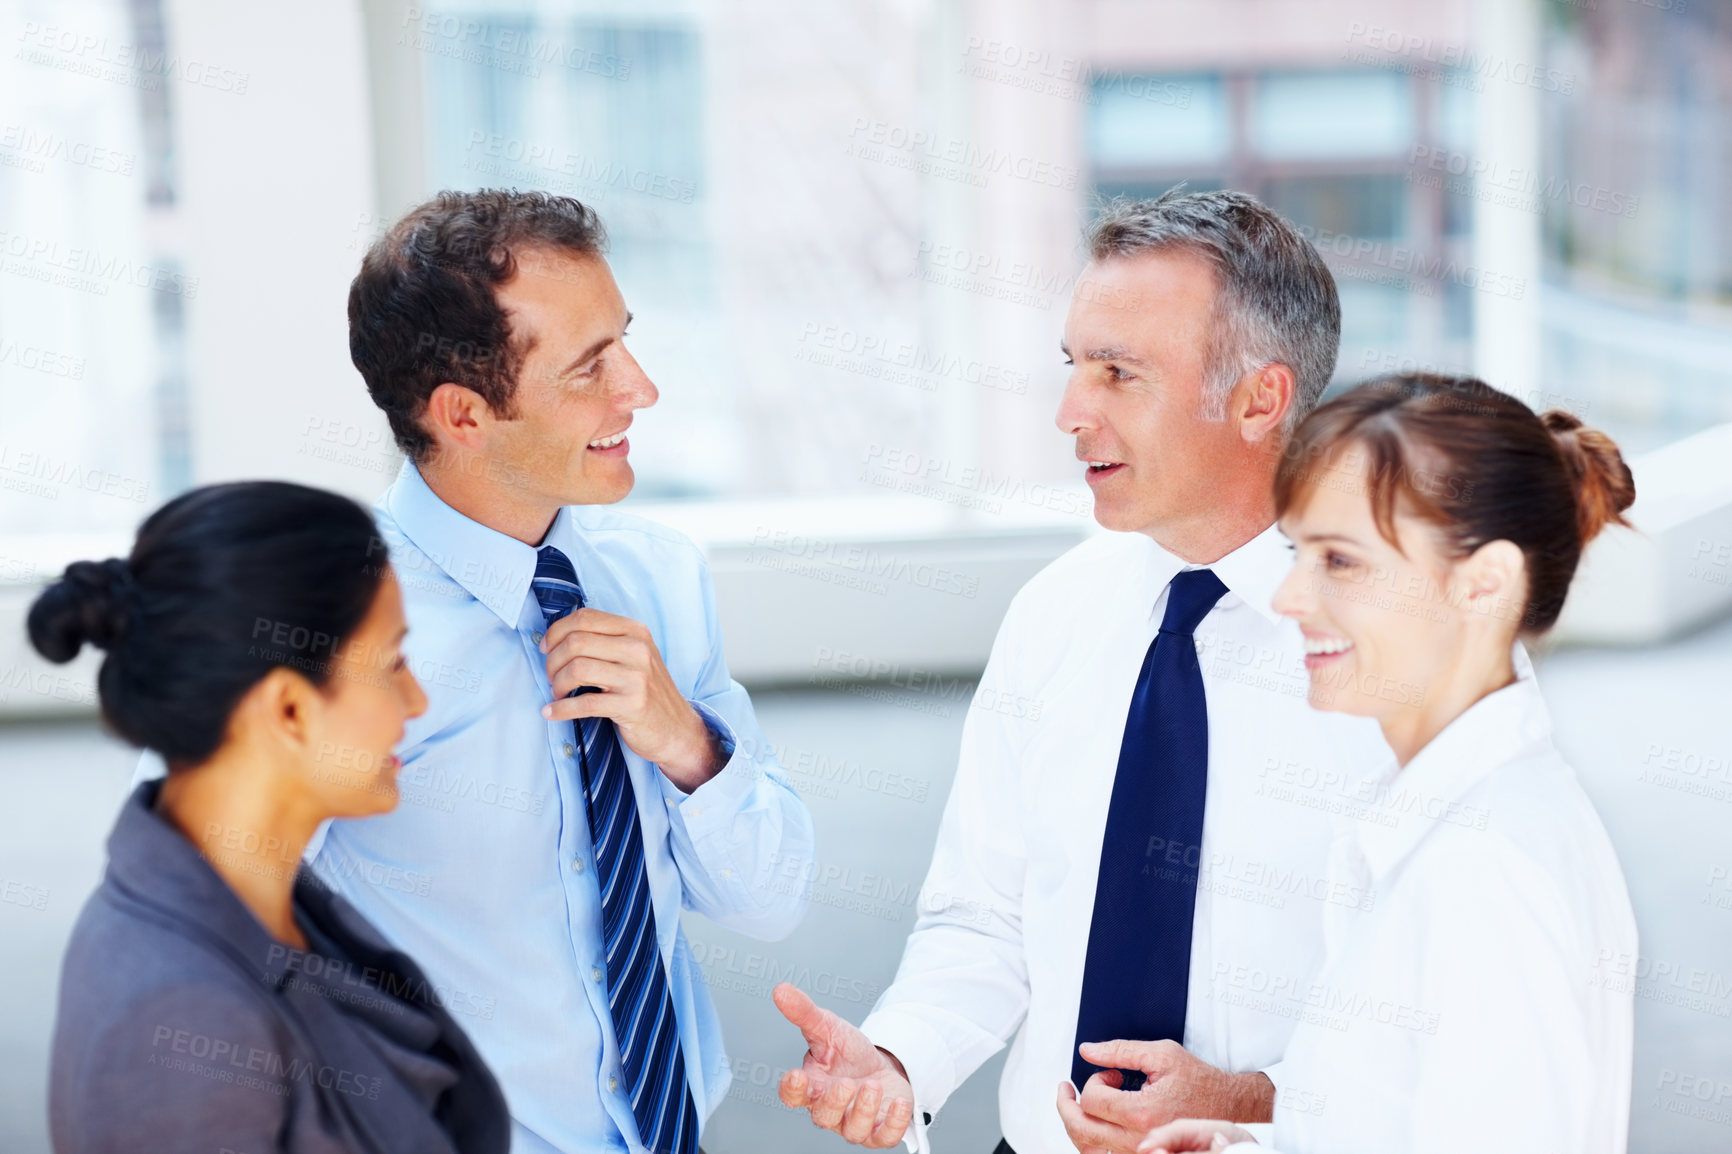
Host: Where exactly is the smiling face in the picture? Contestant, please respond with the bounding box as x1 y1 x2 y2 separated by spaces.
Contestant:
1271 446 1473 726
1057 250 1256 539
299 570 428 818
485 246 658 508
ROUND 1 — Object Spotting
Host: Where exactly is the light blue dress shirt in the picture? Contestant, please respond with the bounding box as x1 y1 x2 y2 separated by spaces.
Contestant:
136 460 816 1153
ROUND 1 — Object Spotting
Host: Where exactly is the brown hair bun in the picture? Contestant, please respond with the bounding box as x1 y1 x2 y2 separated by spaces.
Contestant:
1540 410 1636 546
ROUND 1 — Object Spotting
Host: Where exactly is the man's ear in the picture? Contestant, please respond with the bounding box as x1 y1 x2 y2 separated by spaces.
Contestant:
423 382 491 451
1237 362 1295 445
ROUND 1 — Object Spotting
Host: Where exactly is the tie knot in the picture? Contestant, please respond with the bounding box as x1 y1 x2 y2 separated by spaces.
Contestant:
531 545 585 626
1158 567 1228 637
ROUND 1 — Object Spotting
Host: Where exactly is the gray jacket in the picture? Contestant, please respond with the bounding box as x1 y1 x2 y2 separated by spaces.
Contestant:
49 781 510 1153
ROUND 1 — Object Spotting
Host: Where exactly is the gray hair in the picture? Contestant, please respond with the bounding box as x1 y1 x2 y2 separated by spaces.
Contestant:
1084 187 1340 430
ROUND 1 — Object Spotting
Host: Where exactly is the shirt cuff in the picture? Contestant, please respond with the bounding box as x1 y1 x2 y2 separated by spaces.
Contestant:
901 1108 932 1154
689 699 737 760
1257 1059 1286 1103
859 1008 955 1148
655 700 758 824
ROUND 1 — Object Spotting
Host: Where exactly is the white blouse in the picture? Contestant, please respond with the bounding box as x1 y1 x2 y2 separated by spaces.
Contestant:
1238 675 1637 1154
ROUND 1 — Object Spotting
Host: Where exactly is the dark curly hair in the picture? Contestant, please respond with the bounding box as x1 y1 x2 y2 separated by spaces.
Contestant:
347 189 608 461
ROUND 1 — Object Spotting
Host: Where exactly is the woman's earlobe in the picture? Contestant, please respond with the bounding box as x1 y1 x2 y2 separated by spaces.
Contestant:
256 668 315 751
1460 539 1526 618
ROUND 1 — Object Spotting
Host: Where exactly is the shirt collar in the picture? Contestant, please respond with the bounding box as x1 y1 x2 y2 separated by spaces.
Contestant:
1205 522 1291 625
1138 521 1290 626
1352 669 1550 881
381 460 552 629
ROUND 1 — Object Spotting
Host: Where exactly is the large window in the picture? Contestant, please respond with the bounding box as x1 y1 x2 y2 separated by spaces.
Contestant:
0 0 168 534
1540 0 1732 449
401 2 1050 508
416 9 725 496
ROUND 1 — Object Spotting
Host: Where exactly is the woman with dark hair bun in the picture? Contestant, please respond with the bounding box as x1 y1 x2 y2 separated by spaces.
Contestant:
34 481 509 1154
1141 375 1639 1154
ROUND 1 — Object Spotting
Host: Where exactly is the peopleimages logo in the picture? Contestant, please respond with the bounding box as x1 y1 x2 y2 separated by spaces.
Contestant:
462 132 696 204
1295 224 1526 300
1407 145 1640 220
0 228 198 297
0 337 84 379
860 442 1092 518
0 445 149 503
0 124 135 175
15 21 250 94
397 10 631 79
796 322 1029 396
750 526 982 599
1342 23 1576 95
846 118 1079 190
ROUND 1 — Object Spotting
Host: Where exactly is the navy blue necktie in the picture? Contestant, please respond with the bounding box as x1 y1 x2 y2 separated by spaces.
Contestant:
1071 567 1228 1091
531 546 697 1154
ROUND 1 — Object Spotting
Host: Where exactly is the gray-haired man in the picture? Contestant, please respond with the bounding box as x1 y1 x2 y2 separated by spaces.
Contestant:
770 189 1393 1154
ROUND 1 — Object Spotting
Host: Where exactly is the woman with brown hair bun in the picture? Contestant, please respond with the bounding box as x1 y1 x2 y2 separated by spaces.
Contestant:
1139 374 1639 1154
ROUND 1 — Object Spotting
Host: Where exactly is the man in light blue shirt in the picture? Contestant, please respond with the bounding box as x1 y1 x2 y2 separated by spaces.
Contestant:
346 191 817 1153
146 190 815 1152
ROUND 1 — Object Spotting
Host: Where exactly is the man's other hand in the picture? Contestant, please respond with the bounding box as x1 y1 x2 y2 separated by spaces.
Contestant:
772 982 915 1148
1056 1039 1273 1153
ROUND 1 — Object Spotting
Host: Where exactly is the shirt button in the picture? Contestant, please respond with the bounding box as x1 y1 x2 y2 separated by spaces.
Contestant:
591 966 604 982
571 859 584 873
608 1075 618 1093
688 807 702 817
563 742 575 758
720 868 732 879
533 631 544 644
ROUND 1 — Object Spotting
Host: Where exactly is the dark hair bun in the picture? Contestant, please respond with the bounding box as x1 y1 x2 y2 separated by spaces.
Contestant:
27 558 136 663
23 482 385 766
1540 410 1636 545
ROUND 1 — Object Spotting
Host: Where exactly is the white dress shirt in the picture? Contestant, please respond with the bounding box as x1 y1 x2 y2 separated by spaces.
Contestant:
859 525 1393 1154
1246 674 1637 1154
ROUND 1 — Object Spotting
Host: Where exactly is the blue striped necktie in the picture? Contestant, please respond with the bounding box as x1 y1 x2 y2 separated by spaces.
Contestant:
1072 567 1228 1091
531 545 697 1154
